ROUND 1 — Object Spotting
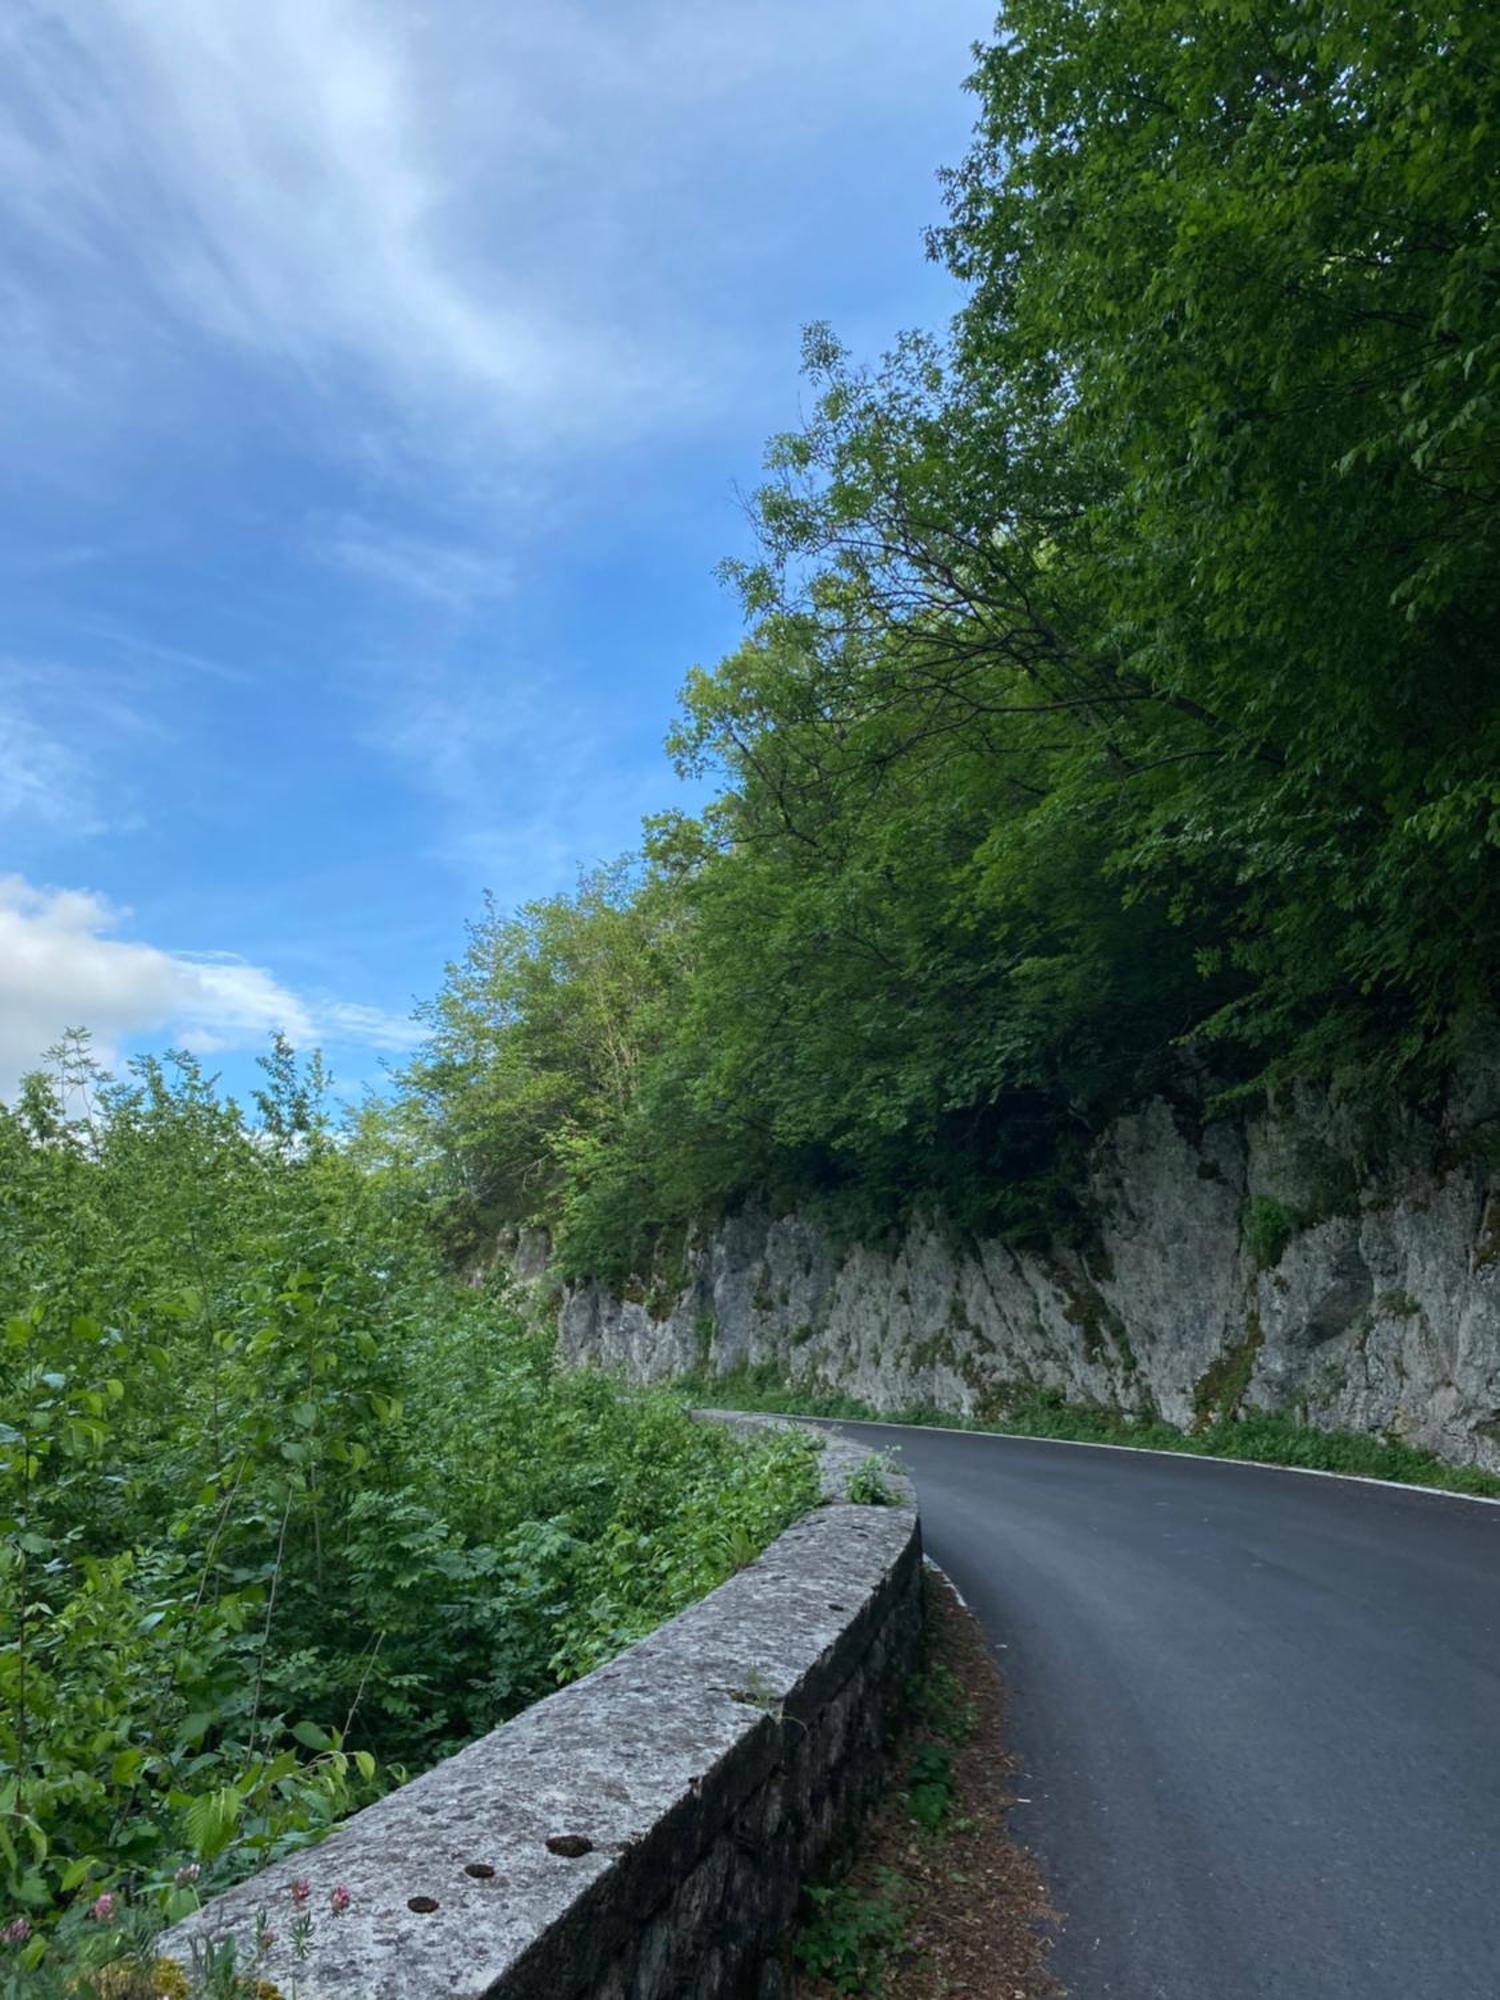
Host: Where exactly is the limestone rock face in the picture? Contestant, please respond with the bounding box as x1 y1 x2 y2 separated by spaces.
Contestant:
557 1086 1500 1473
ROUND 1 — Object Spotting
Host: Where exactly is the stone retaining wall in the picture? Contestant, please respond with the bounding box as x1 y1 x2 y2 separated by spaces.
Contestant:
161 1423 921 2000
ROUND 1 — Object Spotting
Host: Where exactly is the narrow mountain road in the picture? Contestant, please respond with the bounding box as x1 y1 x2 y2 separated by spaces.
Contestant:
822 1421 1500 1999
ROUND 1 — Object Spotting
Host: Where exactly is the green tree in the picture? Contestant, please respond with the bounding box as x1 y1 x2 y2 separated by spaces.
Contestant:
386 0 1500 1279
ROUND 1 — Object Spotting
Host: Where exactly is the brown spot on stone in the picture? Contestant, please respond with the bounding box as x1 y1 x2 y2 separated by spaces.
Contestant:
407 1896 440 1914
546 1834 593 1858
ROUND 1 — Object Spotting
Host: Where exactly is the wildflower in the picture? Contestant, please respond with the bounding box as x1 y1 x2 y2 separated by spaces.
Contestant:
174 1863 201 1888
290 1879 311 1908
90 1893 117 1923
329 1884 351 1916
257 1929 277 1955
1 1916 31 1946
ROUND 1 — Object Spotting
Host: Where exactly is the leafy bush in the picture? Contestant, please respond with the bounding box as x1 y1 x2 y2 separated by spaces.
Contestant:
0 1035 817 1964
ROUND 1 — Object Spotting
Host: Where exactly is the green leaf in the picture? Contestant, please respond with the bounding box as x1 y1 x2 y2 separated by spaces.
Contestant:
111 1747 146 1787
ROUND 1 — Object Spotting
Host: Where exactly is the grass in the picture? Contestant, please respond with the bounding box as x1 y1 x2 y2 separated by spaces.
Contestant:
679 1365 1500 1500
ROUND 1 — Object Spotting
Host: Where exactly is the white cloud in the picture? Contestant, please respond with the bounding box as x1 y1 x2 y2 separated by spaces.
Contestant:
0 707 103 832
0 876 420 1097
0 0 988 479
313 515 514 610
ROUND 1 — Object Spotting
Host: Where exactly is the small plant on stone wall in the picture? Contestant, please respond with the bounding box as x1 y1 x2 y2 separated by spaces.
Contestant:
846 1454 898 1506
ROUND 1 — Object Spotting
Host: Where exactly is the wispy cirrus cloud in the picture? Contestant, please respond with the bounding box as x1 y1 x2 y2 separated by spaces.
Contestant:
0 875 421 1096
0 655 168 836
0 706 103 833
359 648 665 891
0 0 985 485
0 0 651 476
313 515 515 610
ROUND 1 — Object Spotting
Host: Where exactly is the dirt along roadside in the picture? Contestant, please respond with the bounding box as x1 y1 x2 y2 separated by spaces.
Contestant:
792 1566 1061 1998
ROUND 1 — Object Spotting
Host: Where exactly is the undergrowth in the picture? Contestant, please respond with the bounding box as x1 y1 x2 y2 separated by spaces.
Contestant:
0 1035 818 1986
793 1576 978 1995
679 1367 1500 1499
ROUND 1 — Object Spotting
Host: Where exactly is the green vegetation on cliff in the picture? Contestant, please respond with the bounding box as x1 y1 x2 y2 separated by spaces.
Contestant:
377 0 1500 1282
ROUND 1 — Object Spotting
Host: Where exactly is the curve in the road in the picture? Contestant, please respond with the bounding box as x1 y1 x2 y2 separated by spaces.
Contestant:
823 1420 1500 2000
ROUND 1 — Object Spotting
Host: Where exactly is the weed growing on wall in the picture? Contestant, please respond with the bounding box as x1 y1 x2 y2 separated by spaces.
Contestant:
844 1455 899 1506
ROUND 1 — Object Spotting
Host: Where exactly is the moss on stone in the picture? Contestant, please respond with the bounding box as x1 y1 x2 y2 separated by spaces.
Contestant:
1290 1135 1362 1223
1192 1315 1266 1428
909 1331 961 1375
1058 1279 1107 1360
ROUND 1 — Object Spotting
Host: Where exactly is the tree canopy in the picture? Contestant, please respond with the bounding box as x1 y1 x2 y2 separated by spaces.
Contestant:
385 0 1500 1280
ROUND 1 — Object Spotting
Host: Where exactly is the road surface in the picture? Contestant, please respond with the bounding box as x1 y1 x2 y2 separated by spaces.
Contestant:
825 1421 1500 1999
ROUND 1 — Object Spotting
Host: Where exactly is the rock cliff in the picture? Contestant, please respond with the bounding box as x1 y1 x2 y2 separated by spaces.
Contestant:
557 1079 1500 1472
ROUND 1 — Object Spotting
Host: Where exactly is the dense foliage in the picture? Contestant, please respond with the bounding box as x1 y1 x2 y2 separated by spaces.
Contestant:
384 0 1500 1281
0 1034 817 1978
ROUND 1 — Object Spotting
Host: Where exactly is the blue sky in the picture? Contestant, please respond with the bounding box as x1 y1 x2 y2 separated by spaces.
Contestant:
0 0 993 1103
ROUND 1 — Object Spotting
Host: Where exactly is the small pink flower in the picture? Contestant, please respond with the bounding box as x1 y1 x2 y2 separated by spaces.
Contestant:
89 1893 116 1924
290 1878 311 1908
257 1929 276 1955
329 1884 351 1916
1 1916 31 1946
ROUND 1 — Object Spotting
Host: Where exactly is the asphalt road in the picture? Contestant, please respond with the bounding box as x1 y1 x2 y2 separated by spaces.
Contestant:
825 1421 1500 1999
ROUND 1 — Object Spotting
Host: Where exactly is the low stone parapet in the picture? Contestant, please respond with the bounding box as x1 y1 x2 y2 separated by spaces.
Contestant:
161 1425 920 1999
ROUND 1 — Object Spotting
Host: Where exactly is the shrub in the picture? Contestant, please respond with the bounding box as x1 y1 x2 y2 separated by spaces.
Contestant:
0 1036 817 1961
